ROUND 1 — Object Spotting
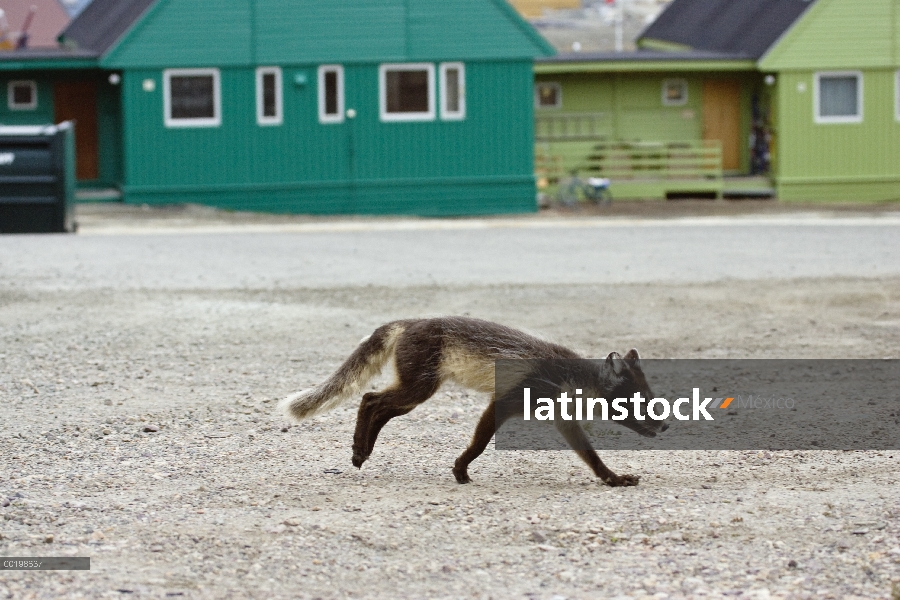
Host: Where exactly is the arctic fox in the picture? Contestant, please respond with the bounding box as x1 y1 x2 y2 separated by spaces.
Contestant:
278 316 664 486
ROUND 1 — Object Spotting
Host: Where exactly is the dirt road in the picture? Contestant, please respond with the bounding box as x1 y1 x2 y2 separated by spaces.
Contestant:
1 204 898 599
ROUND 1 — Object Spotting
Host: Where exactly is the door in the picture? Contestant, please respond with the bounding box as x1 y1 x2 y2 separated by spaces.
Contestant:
54 80 99 181
702 80 741 172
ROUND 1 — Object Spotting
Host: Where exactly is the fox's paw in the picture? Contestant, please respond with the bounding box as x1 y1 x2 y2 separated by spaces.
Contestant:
603 474 640 487
452 468 471 484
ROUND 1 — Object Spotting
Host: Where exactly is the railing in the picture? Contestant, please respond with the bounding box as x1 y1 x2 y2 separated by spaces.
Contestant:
535 139 724 198
535 112 611 141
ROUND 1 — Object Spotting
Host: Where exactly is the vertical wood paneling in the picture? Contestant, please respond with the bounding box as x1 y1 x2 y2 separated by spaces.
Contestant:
534 70 766 174
122 61 537 214
777 69 900 184
535 72 709 143
106 0 548 213
107 0 253 68
250 0 549 65
761 0 896 71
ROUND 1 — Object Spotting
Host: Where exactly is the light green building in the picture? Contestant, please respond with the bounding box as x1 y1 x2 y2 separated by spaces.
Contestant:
534 0 900 202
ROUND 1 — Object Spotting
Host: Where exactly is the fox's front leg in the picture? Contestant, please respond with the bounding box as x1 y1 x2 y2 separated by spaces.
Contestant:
555 420 640 487
453 399 519 484
602 472 640 487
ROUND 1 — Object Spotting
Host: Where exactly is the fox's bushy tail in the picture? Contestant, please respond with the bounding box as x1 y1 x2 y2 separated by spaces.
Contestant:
278 322 407 421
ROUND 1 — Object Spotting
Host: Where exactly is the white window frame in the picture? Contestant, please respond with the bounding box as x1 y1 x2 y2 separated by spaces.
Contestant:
8 80 37 111
439 62 465 121
534 82 561 109
662 78 688 106
814 71 863 124
256 66 282 126
163 68 221 128
379 63 435 122
318 65 345 124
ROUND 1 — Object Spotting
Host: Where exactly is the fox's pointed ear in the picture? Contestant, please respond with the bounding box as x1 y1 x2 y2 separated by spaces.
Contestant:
606 351 625 375
624 348 641 370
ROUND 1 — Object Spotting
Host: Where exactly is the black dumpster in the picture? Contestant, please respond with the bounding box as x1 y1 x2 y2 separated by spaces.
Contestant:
0 122 76 234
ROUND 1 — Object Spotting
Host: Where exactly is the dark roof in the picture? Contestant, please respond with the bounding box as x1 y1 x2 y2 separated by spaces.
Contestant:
639 0 816 59
0 47 98 63
538 49 752 64
59 0 157 54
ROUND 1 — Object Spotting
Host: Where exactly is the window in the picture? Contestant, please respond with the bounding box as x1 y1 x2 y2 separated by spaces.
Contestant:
318 65 344 124
897 71 900 122
8 80 37 110
534 82 561 109
379 63 435 122
815 72 862 124
256 67 282 126
440 62 465 120
662 79 688 106
163 68 221 128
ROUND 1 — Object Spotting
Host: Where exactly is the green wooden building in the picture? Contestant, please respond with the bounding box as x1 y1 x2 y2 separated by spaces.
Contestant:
534 51 767 200
534 0 900 202
0 0 554 215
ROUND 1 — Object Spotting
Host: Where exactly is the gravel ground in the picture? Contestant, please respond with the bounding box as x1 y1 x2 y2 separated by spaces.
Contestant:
1 204 899 599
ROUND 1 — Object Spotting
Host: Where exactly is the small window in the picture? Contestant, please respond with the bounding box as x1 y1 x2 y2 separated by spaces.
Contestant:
815 72 862 124
379 63 435 122
8 80 37 110
163 68 221 127
534 82 561 109
318 65 344 124
662 79 688 106
440 62 465 120
256 67 282 126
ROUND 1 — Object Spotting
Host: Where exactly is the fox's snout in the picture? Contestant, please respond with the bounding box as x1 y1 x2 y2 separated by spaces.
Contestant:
632 419 668 438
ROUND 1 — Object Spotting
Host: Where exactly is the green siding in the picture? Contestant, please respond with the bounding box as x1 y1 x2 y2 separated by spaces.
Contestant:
0 75 55 125
407 0 554 60
535 73 703 141
94 75 123 188
105 0 552 69
761 0 900 71
755 0 900 200
82 0 550 213
535 71 761 173
254 1 406 65
774 69 900 201
122 61 537 214
104 0 254 68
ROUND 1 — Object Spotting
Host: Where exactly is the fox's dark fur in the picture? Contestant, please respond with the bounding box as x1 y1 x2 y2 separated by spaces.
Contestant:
279 317 664 486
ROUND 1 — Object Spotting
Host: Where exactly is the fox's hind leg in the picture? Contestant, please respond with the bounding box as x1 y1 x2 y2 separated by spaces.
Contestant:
352 374 440 469
351 322 443 469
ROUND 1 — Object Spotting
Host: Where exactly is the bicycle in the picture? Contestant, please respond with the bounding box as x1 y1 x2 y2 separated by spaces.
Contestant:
556 172 612 207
